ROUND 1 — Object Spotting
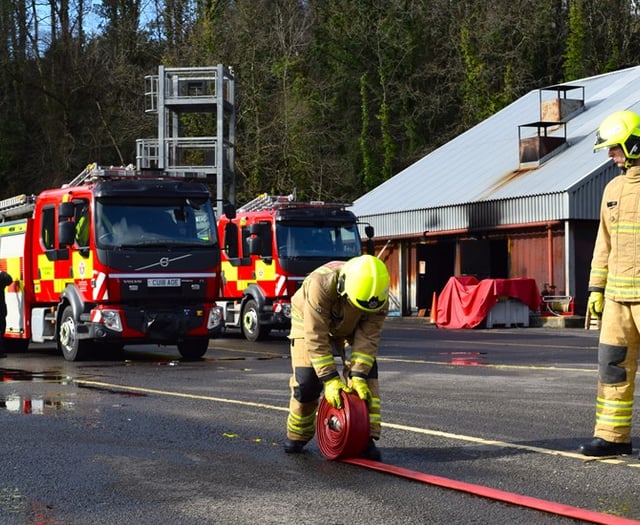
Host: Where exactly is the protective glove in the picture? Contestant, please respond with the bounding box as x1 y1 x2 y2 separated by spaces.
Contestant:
351 377 371 406
588 292 604 318
324 377 351 408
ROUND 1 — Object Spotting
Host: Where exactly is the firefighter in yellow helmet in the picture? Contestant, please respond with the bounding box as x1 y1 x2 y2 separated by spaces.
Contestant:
580 110 640 457
284 254 390 460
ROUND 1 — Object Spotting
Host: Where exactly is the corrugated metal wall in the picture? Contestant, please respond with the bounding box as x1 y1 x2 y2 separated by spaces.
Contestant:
569 163 619 219
359 194 572 239
509 227 566 295
375 240 402 315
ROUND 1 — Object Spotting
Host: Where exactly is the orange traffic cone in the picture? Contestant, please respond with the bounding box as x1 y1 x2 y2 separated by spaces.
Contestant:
430 292 438 324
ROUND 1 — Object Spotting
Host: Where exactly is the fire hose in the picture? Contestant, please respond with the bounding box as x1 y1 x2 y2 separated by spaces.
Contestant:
316 392 640 525
317 391 370 460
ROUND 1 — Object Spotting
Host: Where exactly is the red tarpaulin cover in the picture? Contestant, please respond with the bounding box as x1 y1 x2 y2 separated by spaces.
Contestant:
435 276 541 329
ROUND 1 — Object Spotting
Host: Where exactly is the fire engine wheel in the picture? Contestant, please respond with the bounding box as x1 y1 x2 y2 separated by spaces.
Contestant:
241 299 270 342
177 338 209 360
58 306 88 361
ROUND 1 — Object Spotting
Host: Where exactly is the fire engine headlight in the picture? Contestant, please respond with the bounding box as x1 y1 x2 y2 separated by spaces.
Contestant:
207 306 223 330
278 302 291 319
100 310 123 332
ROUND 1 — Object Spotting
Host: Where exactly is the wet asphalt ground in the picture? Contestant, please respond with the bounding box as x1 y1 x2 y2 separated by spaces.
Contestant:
0 319 638 524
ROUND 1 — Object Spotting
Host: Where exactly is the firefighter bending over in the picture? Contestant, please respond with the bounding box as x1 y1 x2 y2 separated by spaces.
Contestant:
284 254 390 460
580 110 640 457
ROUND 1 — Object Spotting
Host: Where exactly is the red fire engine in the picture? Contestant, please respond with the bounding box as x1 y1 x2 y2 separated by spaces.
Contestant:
217 193 372 341
0 164 223 361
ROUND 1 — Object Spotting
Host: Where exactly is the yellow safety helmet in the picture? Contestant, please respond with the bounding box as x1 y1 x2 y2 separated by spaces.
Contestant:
594 110 640 164
337 255 390 313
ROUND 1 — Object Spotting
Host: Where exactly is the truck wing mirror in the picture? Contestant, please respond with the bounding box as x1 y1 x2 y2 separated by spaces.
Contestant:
365 225 374 239
58 202 74 220
247 236 262 255
58 221 75 247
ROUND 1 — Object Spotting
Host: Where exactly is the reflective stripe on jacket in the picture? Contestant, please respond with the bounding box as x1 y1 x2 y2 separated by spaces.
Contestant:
590 166 640 301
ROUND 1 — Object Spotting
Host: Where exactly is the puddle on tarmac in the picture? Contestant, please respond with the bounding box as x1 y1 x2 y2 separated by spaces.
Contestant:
0 394 74 415
438 351 487 366
1 368 73 384
0 366 145 416
0 367 78 416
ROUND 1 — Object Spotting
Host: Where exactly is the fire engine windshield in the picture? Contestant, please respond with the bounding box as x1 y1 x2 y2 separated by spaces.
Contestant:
276 224 361 258
95 199 217 248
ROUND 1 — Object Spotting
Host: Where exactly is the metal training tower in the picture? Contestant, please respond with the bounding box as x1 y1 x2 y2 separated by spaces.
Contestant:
136 65 236 217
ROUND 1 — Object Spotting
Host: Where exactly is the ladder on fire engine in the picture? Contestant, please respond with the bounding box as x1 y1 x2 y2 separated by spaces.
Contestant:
63 162 137 187
0 163 138 222
237 193 295 212
238 192 352 213
0 194 36 221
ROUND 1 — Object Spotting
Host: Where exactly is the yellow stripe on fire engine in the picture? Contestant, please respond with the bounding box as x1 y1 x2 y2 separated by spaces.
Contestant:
72 250 93 280
222 260 238 282
255 259 275 282
35 253 70 294
0 221 27 237
53 277 76 293
5 256 22 282
237 259 276 289
37 253 54 281
221 259 276 290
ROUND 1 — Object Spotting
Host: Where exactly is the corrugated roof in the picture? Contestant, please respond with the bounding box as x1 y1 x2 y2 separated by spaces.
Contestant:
351 65 640 237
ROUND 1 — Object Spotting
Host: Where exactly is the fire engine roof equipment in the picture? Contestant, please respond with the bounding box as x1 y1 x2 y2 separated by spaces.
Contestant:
238 193 352 213
0 194 36 221
0 163 211 223
64 162 210 188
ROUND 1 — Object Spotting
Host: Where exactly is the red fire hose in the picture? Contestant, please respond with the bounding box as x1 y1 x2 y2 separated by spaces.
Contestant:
316 391 369 459
316 393 640 525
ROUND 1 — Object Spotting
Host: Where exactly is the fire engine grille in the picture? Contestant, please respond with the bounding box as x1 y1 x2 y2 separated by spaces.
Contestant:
118 277 207 303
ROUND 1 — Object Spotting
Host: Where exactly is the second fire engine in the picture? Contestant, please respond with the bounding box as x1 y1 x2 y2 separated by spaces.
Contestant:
217 193 371 341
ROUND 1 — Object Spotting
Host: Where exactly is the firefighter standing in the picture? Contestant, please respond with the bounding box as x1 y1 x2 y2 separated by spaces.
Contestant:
284 254 390 460
580 110 640 457
0 271 12 357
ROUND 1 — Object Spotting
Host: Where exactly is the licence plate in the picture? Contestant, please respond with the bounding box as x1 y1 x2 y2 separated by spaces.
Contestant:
148 278 181 287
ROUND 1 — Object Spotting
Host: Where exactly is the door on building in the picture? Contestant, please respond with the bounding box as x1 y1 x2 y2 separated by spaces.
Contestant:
416 241 456 311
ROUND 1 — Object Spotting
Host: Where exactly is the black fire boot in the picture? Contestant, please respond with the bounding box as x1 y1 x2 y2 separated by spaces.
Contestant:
360 438 381 461
284 438 309 454
579 437 632 457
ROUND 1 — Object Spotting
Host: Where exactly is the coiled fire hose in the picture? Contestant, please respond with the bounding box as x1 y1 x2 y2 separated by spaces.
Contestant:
316 391 640 525
316 391 369 460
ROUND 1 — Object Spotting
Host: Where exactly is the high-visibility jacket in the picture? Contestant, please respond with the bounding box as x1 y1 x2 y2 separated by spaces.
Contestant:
290 261 387 381
589 165 640 301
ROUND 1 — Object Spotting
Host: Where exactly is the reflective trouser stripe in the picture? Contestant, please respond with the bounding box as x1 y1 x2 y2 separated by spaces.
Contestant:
286 407 317 437
368 396 382 428
346 378 381 438
593 299 640 442
287 338 382 441
595 397 633 427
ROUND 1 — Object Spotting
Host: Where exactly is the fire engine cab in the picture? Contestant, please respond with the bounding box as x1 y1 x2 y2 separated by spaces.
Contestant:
217 193 371 341
0 164 223 361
